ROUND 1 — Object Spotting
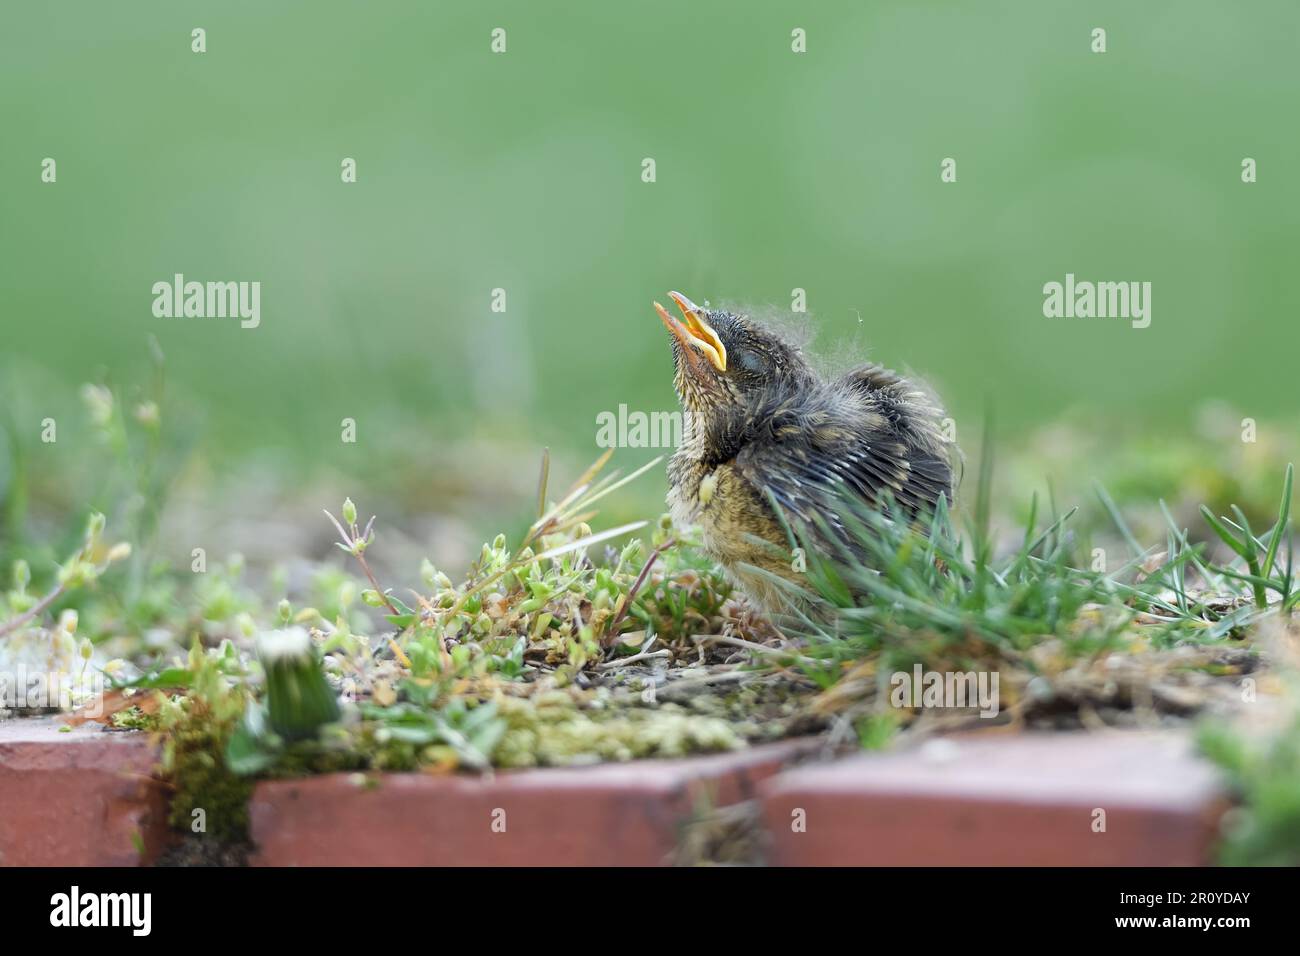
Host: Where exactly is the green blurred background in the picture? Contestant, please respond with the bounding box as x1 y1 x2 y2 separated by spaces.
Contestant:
2 0 1298 572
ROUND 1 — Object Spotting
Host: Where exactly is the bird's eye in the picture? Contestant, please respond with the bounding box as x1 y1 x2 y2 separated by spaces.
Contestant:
733 348 766 374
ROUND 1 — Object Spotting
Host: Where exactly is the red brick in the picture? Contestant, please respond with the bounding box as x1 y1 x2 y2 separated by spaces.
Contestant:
0 717 168 866
762 731 1226 866
250 738 820 866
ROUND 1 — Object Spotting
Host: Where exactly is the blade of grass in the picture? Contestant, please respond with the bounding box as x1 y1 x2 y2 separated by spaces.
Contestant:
1261 463 1293 581
1096 483 1143 558
535 447 551 520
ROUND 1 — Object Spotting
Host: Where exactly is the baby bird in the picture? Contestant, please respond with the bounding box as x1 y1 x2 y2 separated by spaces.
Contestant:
655 291 956 614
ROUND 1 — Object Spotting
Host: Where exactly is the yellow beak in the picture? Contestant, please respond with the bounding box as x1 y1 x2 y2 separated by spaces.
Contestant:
653 291 727 372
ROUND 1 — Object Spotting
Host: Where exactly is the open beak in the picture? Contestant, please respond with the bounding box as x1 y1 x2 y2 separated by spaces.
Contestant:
653 291 727 372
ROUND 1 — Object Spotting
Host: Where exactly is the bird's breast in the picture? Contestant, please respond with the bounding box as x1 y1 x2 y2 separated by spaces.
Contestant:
668 452 786 568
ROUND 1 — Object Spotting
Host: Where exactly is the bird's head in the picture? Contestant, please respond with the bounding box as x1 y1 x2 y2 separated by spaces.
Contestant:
654 291 812 418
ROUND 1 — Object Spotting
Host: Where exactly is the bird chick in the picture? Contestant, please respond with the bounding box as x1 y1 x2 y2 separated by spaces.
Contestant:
654 291 956 615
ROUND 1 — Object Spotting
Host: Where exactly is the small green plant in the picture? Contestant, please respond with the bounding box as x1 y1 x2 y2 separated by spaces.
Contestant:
0 512 132 651
1199 463 1295 612
157 642 254 842
257 627 341 741
1200 678 1300 866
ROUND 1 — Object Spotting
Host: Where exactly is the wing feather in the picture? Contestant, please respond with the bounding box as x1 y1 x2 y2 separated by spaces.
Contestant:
725 368 955 555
